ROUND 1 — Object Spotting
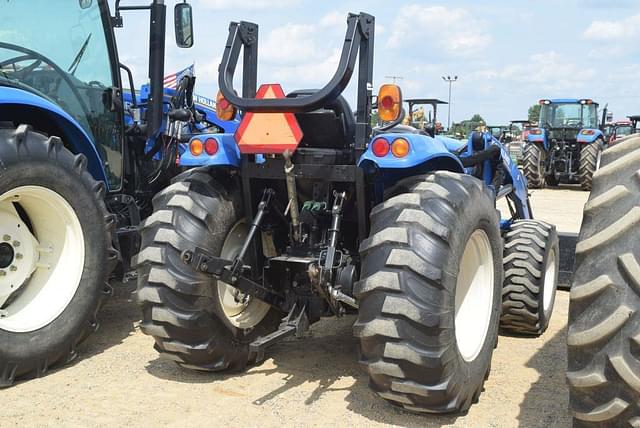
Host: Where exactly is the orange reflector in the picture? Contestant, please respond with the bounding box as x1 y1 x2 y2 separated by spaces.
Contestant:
377 84 402 122
235 84 303 154
391 138 410 158
216 90 237 121
190 139 203 156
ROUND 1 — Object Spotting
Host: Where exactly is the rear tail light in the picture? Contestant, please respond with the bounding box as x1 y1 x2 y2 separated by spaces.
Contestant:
190 139 203 156
371 138 390 157
204 138 218 155
530 129 542 135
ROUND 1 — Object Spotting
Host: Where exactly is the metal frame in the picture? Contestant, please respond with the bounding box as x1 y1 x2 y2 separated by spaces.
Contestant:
219 12 375 241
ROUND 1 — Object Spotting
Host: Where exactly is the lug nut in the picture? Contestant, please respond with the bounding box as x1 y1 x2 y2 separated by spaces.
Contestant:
15 253 22 260
9 265 17 272
12 241 20 248
0 270 5 276
2 235 10 241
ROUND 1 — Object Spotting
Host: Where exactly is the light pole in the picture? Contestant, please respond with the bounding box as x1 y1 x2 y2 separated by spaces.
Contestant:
385 75 403 84
442 75 458 131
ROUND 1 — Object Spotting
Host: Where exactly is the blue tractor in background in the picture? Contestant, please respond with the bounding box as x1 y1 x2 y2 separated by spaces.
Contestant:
135 13 559 414
0 0 234 386
523 98 606 190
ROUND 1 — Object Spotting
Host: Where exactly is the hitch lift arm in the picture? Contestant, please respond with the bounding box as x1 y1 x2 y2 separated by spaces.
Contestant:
181 188 285 309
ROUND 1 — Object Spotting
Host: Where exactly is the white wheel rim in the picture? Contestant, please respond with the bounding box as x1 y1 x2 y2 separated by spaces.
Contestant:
455 229 495 362
542 248 557 313
0 186 85 332
217 221 270 329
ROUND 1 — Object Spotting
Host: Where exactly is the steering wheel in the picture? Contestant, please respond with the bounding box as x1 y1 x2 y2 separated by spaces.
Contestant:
0 42 93 120
0 54 43 79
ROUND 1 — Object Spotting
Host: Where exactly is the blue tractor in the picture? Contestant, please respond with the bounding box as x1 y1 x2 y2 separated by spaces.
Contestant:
135 13 559 414
523 98 606 190
0 0 231 386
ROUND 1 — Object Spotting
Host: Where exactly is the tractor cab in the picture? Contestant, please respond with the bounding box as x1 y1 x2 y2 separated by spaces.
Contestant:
609 119 635 143
532 99 601 146
0 0 195 193
487 125 510 143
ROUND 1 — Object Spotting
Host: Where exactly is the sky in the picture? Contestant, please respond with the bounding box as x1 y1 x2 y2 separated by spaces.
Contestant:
111 0 640 126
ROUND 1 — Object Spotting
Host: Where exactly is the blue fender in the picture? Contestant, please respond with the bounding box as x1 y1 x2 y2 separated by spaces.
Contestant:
576 128 604 143
358 133 465 172
179 133 240 167
526 128 548 150
434 135 467 152
0 86 108 186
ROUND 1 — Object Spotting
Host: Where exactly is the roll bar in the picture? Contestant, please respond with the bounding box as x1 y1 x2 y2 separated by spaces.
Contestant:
218 12 375 113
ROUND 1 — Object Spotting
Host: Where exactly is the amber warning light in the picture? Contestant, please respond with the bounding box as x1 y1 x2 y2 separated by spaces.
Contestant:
234 84 304 155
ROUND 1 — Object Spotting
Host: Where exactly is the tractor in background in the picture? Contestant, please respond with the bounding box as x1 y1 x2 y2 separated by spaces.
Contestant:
403 98 447 135
0 0 207 386
523 99 606 190
608 119 634 144
505 119 532 165
135 13 559 414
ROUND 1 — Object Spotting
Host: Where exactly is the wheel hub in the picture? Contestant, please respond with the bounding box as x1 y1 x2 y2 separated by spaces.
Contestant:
0 208 40 309
217 221 271 329
0 186 84 332
0 243 14 269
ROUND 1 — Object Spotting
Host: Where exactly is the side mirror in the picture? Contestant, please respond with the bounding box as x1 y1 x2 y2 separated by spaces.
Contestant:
377 84 403 122
174 3 194 48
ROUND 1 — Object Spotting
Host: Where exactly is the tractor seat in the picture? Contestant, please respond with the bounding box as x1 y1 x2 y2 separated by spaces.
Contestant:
287 90 355 150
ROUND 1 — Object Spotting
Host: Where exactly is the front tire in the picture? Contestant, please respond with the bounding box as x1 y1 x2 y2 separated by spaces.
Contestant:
578 140 602 191
355 172 503 413
523 143 546 189
500 220 559 336
135 169 280 371
567 136 640 426
0 124 116 387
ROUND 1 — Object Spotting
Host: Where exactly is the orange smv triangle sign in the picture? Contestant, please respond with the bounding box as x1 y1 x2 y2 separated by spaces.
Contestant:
234 84 304 154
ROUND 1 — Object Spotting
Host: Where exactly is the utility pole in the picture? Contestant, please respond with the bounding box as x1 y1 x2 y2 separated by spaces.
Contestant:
442 75 458 131
385 75 403 84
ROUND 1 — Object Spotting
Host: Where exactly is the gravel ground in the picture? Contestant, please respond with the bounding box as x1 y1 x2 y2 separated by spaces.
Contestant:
1 188 589 427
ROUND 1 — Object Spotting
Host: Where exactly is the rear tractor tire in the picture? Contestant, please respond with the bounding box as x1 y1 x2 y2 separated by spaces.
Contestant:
135 169 281 371
355 171 503 413
0 124 117 387
523 143 546 189
567 135 640 426
578 140 603 191
500 220 559 336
